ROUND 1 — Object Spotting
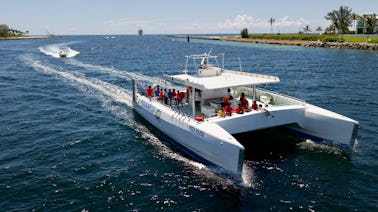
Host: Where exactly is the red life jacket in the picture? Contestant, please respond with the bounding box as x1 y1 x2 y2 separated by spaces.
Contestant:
195 114 204 121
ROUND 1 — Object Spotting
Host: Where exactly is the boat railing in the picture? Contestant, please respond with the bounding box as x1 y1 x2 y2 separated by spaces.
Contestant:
145 95 195 119
223 69 280 82
257 88 306 105
234 86 306 106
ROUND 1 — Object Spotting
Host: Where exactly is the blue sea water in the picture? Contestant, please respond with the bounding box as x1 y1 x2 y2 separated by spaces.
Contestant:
0 35 377 211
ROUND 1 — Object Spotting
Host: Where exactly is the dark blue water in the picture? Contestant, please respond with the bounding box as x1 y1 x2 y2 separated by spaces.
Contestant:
1 35 377 211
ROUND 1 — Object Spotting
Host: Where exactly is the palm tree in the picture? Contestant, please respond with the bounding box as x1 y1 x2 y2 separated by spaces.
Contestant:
363 14 377 43
303 25 311 34
268 18 275 34
325 24 337 34
350 13 360 34
316 26 323 34
325 6 353 37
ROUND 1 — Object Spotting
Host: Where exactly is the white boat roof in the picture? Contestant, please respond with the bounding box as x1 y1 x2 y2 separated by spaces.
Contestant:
166 69 280 90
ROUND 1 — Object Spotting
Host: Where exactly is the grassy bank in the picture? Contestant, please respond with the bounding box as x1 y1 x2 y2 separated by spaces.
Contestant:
242 34 378 44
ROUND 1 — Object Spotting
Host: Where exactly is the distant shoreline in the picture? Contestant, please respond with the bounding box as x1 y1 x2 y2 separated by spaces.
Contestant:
0 36 51 40
171 35 378 51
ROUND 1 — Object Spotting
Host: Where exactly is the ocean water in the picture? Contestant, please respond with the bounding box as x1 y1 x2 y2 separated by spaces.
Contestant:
1 35 377 211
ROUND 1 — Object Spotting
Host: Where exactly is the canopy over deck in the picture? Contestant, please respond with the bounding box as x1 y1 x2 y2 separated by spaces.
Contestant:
165 69 280 90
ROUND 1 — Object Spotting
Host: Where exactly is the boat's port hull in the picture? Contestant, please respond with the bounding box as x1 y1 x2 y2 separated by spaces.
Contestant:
133 96 244 176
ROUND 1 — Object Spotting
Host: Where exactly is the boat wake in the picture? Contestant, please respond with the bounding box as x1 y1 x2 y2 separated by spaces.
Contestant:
65 59 171 87
39 43 80 58
20 54 132 107
297 139 345 155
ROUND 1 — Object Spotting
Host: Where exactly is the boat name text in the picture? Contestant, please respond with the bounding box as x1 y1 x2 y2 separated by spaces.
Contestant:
140 99 157 114
189 126 205 137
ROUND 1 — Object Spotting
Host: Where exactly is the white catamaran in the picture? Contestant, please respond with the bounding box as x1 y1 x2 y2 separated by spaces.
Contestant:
132 53 359 177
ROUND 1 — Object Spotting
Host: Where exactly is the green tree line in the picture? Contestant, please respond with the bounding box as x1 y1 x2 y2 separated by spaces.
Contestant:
240 6 377 43
0 26 28 37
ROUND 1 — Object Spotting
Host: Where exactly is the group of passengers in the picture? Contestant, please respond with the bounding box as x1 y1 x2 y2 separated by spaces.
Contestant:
146 85 185 106
147 85 262 117
218 91 260 117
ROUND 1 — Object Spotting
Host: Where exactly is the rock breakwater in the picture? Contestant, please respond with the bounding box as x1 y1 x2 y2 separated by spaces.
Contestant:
171 35 378 51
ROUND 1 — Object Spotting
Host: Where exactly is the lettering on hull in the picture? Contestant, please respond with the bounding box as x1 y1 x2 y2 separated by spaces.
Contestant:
189 125 205 137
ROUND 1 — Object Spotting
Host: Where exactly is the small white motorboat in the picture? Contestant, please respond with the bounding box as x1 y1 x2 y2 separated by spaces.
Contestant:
59 51 67 58
131 52 359 177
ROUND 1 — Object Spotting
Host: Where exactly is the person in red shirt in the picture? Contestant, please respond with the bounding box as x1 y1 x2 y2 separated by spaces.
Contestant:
158 88 164 101
251 100 259 110
224 103 233 116
177 90 184 106
221 96 229 107
234 103 244 114
146 86 154 98
239 92 249 107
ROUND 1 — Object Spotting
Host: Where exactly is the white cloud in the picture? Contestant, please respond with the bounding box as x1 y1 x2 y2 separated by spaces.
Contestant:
102 15 326 34
218 15 266 30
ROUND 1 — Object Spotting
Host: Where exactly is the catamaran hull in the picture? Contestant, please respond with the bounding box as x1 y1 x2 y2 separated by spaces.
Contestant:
213 100 358 150
133 96 244 177
292 103 359 149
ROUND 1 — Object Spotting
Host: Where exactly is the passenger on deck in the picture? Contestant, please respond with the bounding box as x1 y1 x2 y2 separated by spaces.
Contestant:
146 86 154 98
221 96 229 107
240 92 249 107
228 88 234 100
163 89 168 104
154 86 160 98
251 100 259 110
224 103 233 116
177 90 184 106
234 103 244 114
167 89 173 106
159 88 164 101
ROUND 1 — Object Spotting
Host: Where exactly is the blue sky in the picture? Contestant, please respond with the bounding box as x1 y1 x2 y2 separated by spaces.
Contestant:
2 0 377 35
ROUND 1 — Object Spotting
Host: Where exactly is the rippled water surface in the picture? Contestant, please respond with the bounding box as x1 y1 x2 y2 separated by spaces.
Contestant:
0 35 377 211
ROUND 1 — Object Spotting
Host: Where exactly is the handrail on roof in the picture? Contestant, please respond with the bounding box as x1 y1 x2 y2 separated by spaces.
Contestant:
184 52 223 74
223 69 280 82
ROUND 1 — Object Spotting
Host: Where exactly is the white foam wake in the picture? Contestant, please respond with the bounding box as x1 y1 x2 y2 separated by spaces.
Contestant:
20 54 131 107
39 43 80 58
67 59 159 82
65 59 181 90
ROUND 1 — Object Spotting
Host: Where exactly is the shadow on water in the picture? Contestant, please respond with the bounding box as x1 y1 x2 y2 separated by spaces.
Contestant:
234 127 303 161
